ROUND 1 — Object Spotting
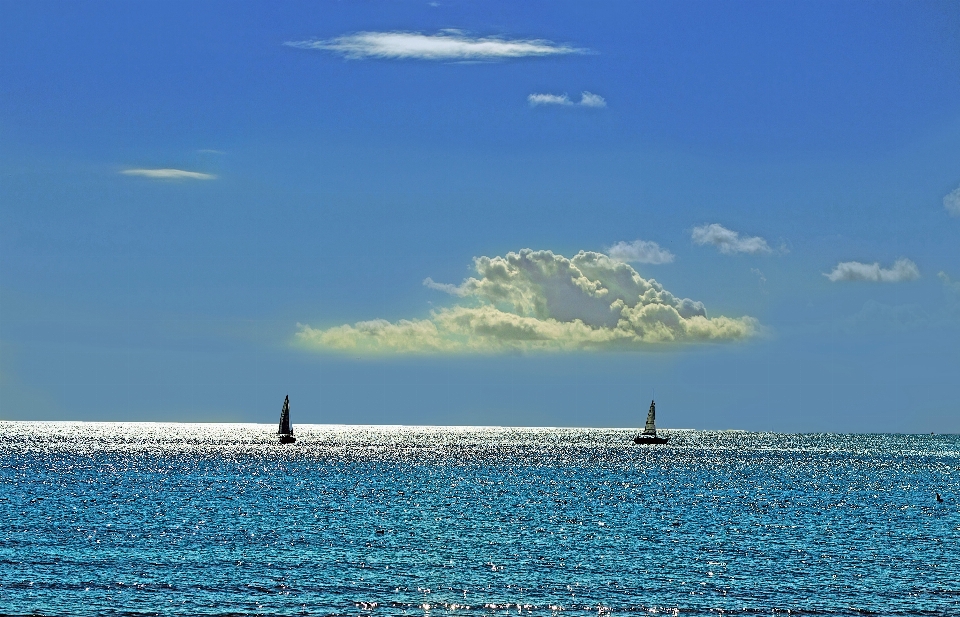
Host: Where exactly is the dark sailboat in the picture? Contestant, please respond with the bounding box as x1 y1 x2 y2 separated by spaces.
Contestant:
633 399 668 445
278 395 296 444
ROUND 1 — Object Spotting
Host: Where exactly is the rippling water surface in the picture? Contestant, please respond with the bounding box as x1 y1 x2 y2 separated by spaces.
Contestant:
1 422 958 616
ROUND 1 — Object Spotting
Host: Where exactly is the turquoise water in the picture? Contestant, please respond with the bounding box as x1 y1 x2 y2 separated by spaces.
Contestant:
1 422 958 616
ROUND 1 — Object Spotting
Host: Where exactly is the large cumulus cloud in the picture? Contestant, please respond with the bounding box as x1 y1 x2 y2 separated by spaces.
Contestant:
297 249 759 354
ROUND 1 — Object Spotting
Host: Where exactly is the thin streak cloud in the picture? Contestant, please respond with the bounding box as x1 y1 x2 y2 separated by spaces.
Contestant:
286 31 585 61
824 258 920 283
121 168 216 180
528 91 606 108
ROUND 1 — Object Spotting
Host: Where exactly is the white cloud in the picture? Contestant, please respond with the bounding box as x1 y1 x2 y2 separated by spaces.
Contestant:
823 258 920 283
692 223 772 255
297 249 759 354
579 91 606 108
422 277 467 296
938 272 960 321
286 31 584 61
605 240 674 264
528 91 606 108
528 93 574 106
121 168 216 180
944 185 960 216
938 271 960 292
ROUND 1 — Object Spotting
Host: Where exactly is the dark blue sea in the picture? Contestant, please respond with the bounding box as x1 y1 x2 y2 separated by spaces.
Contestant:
1 423 958 616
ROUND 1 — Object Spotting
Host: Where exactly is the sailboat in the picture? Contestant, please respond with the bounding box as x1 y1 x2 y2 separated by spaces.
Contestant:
278 395 296 444
633 399 668 445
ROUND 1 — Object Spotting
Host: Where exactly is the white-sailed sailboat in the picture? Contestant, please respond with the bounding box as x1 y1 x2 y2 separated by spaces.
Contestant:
278 395 296 444
633 399 668 445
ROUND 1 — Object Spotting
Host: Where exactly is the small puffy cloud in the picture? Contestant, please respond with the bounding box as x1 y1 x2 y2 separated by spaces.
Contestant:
944 186 960 216
692 224 772 255
297 249 759 354
605 240 675 265
286 31 584 61
122 168 216 180
823 258 920 283
528 91 606 107
579 92 606 108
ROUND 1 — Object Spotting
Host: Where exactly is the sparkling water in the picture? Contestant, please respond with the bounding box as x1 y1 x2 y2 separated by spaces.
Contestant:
1 422 958 616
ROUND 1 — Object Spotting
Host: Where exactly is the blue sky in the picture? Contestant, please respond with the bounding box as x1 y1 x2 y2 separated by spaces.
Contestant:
2 0 959 431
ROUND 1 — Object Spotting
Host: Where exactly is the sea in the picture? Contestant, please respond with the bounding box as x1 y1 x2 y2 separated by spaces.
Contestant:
1 422 958 617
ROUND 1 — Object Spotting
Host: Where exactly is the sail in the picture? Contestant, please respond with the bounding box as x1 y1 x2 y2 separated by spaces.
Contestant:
278 395 293 435
642 400 657 436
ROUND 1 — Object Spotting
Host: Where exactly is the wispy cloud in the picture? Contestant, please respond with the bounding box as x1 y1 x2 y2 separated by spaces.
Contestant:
285 31 585 61
938 271 960 292
823 258 920 283
944 185 960 216
528 91 606 108
422 277 467 296
843 300 929 331
121 168 216 180
820 271 960 333
297 249 758 354
605 240 674 264
692 224 772 255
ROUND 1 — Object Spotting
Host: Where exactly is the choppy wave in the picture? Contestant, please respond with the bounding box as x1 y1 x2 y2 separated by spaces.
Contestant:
1 423 958 616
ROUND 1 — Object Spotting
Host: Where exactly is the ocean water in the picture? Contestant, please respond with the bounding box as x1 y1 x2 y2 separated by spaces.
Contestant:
1 423 958 616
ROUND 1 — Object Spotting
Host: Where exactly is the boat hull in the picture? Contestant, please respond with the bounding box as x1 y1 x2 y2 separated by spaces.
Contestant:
279 434 296 444
633 435 668 445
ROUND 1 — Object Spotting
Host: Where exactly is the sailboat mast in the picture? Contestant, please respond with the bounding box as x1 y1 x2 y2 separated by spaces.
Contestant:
642 399 657 436
278 395 292 435
276 394 297 444
632 390 669 445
